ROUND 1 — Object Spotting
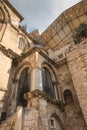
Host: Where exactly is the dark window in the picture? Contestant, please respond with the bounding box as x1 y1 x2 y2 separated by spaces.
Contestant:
64 90 73 104
50 119 54 126
42 67 55 98
0 9 4 31
49 118 56 128
0 112 7 122
17 68 30 107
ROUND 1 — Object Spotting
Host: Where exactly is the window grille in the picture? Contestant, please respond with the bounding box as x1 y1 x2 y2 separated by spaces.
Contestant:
17 68 30 107
42 67 55 98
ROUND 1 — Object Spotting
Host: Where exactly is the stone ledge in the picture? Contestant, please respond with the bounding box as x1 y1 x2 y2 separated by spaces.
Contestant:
24 89 60 106
17 47 58 67
0 87 7 92
0 44 19 59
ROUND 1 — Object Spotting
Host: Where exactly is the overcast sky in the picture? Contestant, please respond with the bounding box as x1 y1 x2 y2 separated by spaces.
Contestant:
10 0 81 33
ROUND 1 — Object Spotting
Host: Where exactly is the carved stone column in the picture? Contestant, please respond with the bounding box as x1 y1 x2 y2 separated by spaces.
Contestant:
15 106 23 130
31 67 43 91
7 80 18 116
30 51 43 91
11 81 19 114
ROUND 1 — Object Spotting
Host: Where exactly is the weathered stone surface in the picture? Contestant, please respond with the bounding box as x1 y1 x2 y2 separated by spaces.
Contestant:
0 0 87 130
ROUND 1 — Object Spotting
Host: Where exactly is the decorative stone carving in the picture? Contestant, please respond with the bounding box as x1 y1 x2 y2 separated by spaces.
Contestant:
24 90 59 106
0 44 19 59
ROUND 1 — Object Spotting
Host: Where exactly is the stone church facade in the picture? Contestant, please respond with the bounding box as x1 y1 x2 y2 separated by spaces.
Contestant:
0 0 87 130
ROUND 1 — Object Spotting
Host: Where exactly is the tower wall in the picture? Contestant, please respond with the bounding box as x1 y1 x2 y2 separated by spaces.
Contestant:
67 40 87 125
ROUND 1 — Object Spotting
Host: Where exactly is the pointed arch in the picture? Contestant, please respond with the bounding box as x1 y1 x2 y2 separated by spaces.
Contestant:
17 67 30 107
51 113 65 130
12 62 31 107
42 62 58 81
42 62 58 99
14 61 31 81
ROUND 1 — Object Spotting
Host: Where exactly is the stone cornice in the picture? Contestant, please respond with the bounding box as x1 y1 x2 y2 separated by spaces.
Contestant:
24 89 59 106
3 0 24 22
0 87 7 92
17 47 58 67
0 44 19 59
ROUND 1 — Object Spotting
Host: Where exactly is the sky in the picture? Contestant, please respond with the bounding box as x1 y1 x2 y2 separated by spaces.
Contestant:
10 0 81 33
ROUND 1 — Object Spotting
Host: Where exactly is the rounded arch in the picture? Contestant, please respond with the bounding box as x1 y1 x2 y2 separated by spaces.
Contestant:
42 62 58 82
33 45 48 55
18 34 30 51
63 89 73 104
14 61 31 81
17 67 30 107
0 7 5 31
42 62 58 99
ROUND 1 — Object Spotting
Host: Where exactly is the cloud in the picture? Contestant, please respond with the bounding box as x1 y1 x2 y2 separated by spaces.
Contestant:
10 0 81 33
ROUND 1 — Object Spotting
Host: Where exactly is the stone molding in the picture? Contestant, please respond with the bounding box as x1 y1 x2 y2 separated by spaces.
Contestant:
17 47 58 67
0 44 19 59
24 89 59 106
0 87 7 92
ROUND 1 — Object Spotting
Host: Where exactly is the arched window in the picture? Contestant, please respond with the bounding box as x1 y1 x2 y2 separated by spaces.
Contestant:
64 90 73 104
0 9 4 31
17 68 30 107
18 37 29 51
42 67 55 98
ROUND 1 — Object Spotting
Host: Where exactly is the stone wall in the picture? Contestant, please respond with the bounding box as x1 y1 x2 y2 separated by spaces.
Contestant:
0 113 15 130
23 108 38 130
67 40 87 125
0 1 32 55
1 24 21 54
0 51 12 117
22 98 65 130
65 103 86 130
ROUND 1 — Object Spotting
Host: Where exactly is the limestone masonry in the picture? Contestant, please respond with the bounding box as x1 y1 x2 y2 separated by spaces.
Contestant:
0 0 87 130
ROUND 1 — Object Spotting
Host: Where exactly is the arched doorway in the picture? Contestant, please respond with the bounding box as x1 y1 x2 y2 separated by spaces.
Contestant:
17 67 30 107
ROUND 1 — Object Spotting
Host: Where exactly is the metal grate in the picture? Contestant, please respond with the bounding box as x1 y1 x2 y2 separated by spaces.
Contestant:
42 67 55 98
17 68 30 107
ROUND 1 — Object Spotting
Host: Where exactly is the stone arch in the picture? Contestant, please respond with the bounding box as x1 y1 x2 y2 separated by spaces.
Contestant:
0 7 5 30
14 61 31 81
0 1 11 40
42 62 58 82
49 113 65 130
18 34 30 51
12 61 31 107
63 89 73 104
17 67 30 107
42 62 58 99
